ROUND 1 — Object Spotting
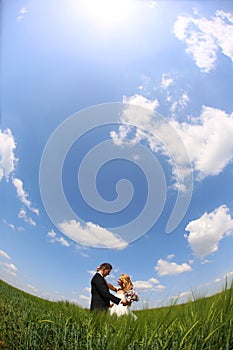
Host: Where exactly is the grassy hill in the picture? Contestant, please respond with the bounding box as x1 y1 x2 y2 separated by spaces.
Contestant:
0 279 232 349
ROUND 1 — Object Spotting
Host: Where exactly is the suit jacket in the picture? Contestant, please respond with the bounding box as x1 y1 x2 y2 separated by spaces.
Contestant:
90 273 121 311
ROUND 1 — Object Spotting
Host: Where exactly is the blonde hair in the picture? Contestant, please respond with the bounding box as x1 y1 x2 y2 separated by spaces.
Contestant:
119 274 133 292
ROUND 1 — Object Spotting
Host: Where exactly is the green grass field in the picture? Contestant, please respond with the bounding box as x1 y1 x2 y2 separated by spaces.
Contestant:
0 279 232 349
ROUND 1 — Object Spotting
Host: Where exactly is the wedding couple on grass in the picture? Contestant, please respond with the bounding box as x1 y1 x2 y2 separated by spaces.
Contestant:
90 262 139 319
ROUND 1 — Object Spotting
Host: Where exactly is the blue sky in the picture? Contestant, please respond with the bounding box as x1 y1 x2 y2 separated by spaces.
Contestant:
1 0 233 309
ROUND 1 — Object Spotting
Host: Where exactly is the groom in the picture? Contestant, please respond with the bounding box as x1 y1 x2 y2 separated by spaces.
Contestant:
90 262 126 311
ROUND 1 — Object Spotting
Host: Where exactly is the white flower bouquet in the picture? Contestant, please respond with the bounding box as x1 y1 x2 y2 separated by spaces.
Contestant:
125 289 140 304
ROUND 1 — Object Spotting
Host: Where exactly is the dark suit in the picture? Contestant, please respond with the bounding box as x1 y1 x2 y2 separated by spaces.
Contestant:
90 273 121 311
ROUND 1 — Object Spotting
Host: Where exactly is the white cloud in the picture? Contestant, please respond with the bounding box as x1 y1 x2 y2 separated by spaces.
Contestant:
113 97 233 191
0 130 39 218
47 229 70 247
155 284 166 291
185 205 233 258
4 262 18 272
47 229 56 238
201 259 211 265
19 7 27 14
216 10 233 24
12 177 31 207
170 93 190 114
12 177 39 215
110 124 133 146
0 253 18 277
224 271 233 281
88 270 97 275
171 106 233 180
112 96 193 193
58 219 128 249
8 223 16 230
79 295 90 302
133 280 154 290
123 94 159 113
167 254 175 260
0 129 17 181
154 258 192 276
161 74 173 89
4 270 17 277
78 294 90 307
56 237 70 247
173 11 233 72
17 7 28 21
148 277 159 284
2 219 23 232
137 74 151 93
110 95 159 146
68 298 79 305
214 271 233 284
0 249 11 260
172 290 192 302
18 208 36 226
80 252 89 258
27 284 38 293
133 278 163 292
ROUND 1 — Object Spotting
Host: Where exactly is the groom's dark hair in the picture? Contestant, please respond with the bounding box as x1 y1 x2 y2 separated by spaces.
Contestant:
98 262 112 271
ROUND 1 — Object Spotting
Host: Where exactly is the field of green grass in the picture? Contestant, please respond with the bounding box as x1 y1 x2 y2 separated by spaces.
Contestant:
0 279 232 349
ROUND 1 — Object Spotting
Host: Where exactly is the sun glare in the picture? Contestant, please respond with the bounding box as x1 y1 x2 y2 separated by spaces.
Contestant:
81 0 133 27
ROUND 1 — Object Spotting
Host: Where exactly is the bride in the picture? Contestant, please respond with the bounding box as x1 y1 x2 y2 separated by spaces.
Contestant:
108 274 139 319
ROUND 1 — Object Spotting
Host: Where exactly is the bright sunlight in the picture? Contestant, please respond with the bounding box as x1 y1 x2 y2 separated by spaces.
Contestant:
80 0 134 28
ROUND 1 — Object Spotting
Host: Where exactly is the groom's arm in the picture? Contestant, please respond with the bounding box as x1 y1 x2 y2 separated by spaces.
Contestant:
106 282 118 292
94 275 121 304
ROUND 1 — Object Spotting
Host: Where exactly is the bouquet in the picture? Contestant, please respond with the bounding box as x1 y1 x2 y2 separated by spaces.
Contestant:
125 289 140 304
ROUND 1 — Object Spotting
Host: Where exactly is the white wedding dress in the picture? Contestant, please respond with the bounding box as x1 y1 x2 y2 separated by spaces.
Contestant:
110 291 137 319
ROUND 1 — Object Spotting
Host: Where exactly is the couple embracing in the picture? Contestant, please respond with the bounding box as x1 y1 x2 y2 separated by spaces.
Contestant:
90 262 139 318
